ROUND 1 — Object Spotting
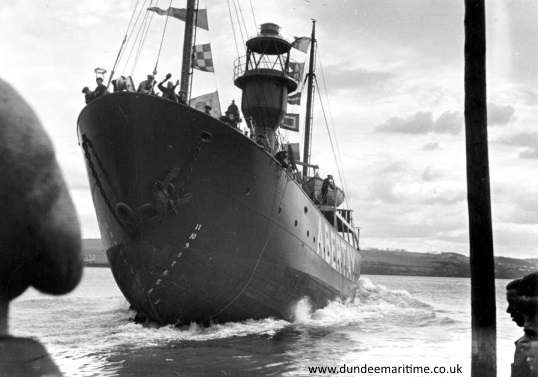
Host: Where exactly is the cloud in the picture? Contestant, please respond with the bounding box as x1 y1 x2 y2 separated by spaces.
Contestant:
423 142 440 151
487 103 515 126
499 131 538 159
322 67 395 91
433 111 462 135
367 161 465 206
376 111 433 134
520 148 538 159
376 111 462 135
421 166 443 181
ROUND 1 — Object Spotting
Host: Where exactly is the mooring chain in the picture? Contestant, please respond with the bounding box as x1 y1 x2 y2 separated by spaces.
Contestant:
81 134 132 236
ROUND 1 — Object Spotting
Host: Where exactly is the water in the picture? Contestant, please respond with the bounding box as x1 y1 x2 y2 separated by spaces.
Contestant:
9 269 518 376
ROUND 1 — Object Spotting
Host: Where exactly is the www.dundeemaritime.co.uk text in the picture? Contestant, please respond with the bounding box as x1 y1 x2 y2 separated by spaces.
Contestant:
308 363 463 374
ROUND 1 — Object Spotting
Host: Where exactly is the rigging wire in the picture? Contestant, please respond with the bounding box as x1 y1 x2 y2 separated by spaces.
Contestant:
132 4 157 75
120 1 153 76
235 0 250 41
232 0 246 47
153 0 175 75
108 0 146 85
314 61 352 210
249 0 257 31
226 0 241 58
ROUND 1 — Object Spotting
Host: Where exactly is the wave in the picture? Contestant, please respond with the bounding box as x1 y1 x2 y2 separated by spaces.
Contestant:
80 278 448 346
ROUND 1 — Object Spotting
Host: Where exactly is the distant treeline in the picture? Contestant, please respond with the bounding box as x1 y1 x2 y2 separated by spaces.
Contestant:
360 249 538 279
81 239 538 279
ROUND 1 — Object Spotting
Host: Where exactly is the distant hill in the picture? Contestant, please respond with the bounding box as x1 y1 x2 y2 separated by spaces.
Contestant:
360 248 538 279
81 239 538 279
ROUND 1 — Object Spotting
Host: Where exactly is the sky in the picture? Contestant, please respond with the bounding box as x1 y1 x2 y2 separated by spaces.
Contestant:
0 0 536 259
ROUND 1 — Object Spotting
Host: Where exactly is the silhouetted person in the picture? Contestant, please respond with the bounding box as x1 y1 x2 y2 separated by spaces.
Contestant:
517 272 538 376
0 78 83 376
204 105 212 115
321 175 335 205
506 278 532 377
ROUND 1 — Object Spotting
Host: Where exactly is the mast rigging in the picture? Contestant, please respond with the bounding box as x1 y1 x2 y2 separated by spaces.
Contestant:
302 20 316 177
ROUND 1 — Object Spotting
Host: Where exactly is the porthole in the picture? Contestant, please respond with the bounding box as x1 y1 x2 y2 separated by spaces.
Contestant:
201 131 212 142
278 207 282 214
307 230 310 237
294 220 298 227
304 206 308 214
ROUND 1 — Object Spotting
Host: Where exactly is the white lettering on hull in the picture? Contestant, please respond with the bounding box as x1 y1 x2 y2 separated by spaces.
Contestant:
316 215 358 282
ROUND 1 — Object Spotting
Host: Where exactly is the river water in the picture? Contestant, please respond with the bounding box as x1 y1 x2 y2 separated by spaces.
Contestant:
9 269 518 376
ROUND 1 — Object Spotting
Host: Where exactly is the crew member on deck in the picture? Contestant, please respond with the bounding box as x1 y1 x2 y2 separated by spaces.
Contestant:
158 74 179 103
93 77 107 100
226 100 242 127
219 111 234 126
275 149 290 170
137 74 156 95
82 87 92 104
321 175 335 205
204 105 212 115
177 90 187 104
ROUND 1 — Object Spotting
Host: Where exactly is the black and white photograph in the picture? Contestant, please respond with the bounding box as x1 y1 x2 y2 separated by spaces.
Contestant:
1 0 537 376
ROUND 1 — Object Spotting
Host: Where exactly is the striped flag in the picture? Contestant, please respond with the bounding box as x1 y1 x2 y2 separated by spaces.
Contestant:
192 44 214 72
148 7 209 30
281 113 300 132
288 92 301 105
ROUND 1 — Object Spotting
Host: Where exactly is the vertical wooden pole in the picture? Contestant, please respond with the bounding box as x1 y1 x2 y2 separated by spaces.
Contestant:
464 1 497 376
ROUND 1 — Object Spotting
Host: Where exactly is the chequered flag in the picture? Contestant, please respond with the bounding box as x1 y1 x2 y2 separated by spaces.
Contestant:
192 44 214 72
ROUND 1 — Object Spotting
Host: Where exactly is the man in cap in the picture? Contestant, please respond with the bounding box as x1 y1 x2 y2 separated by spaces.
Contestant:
219 111 234 127
137 74 156 95
204 105 212 115
177 90 187 104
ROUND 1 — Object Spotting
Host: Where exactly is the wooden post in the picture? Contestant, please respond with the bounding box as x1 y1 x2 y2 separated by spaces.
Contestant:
464 1 497 376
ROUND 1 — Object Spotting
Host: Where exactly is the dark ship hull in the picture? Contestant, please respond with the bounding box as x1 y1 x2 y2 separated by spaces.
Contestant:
78 92 361 325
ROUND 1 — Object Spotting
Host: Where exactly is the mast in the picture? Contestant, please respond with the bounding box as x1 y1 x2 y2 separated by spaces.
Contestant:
180 0 196 98
302 20 316 177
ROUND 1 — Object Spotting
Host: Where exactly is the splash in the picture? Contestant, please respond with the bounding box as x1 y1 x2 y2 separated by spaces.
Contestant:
292 297 313 322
